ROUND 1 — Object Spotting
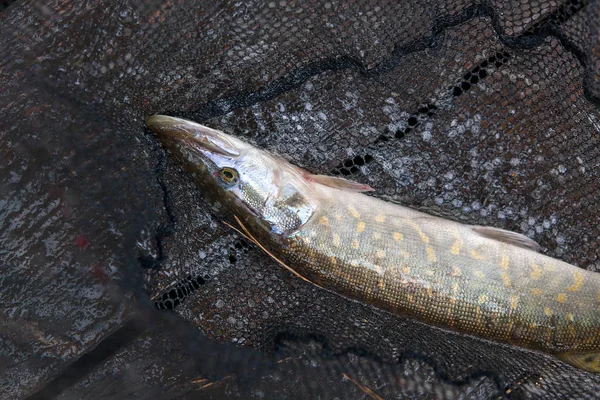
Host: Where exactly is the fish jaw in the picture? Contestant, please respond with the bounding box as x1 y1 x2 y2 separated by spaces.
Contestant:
146 115 246 158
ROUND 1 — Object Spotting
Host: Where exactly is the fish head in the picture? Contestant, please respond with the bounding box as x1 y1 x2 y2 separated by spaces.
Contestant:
146 115 317 236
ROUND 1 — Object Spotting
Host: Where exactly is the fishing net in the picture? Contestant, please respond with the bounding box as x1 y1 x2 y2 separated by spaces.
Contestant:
1 0 599 398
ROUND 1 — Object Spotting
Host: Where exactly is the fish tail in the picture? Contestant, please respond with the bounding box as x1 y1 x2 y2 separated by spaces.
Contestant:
557 352 600 372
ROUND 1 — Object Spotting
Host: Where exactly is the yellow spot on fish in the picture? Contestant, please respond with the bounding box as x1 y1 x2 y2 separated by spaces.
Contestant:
372 264 384 275
405 220 429 243
500 255 511 288
543 263 555 272
372 232 382 240
557 293 567 303
530 288 543 296
530 322 537 329
451 267 462 277
448 304 455 326
332 233 341 247
348 204 360 219
375 249 386 258
506 321 514 338
470 250 483 260
426 246 437 262
502 274 511 288
473 269 485 278
530 263 542 280
426 285 434 297
566 313 575 322
330 256 337 265
351 239 359 249
510 296 519 310
319 216 329 226
407 294 414 303
544 307 553 317
450 238 462 255
567 270 584 292
402 266 410 275
375 214 386 223
478 295 488 304
357 221 365 233
393 232 403 242
335 213 343 221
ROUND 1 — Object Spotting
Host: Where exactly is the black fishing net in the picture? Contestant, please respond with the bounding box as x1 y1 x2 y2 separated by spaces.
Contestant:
1 0 600 399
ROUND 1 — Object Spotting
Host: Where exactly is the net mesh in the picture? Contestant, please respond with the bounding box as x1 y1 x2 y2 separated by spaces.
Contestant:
1 0 600 399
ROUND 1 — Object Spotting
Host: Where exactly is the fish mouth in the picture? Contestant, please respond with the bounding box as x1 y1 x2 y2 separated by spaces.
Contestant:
146 115 241 157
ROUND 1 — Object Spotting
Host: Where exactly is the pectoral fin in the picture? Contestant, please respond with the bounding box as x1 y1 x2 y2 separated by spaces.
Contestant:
224 216 324 290
557 352 600 373
471 226 541 252
309 174 375 192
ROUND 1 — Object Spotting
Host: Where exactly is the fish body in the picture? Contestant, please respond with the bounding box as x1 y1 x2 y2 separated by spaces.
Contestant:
283 185 600 360
147 115 600 372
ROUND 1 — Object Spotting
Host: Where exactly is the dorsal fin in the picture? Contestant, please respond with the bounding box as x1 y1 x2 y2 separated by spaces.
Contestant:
308 174 375 192
471 226 541 252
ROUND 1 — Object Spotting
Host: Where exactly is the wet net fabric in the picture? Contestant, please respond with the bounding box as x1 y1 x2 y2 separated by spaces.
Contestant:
1 0 600 399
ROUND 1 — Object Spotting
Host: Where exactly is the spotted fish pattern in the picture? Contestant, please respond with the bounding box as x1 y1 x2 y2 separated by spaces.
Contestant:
147 115 600 372
279 185 600 372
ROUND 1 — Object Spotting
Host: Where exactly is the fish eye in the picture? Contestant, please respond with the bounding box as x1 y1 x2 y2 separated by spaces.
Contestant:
218 167 239 186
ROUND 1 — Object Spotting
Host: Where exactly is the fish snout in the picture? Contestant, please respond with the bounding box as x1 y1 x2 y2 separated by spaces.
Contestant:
146 115 241 157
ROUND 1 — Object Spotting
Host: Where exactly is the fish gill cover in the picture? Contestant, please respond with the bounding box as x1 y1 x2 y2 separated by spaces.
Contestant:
0 0 599 399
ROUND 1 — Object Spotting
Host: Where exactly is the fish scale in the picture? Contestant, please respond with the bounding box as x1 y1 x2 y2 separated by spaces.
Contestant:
279 189 600 356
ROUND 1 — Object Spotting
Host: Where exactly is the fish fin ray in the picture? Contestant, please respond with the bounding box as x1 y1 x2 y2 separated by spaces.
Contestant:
308 174 375 192
225 216 324 289
471 226 541 252
557 351 600 372
223 220 256 243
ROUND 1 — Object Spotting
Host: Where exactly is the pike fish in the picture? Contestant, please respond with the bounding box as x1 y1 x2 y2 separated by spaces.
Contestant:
146 115 600 372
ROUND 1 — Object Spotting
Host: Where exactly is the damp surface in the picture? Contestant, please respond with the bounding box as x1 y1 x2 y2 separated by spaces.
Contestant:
2 0 600 399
